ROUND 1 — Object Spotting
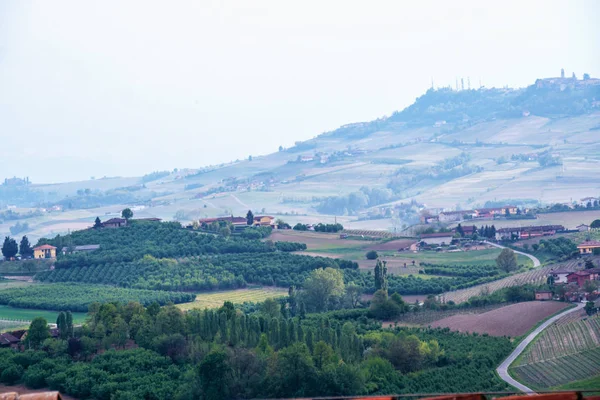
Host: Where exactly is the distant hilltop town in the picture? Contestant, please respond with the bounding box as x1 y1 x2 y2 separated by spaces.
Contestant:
535 68 600 90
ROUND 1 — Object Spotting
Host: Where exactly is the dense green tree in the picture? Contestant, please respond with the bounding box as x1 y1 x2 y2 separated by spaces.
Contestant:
2 236 18 259
198 349 232 400
591 219 600 229
246 210 254 225
496 248 517 273
585 259 595 269
94 217 102 228
261 298 280 319
302 268 345 312
25 317 50 349
121 208 133 221
56 312 68 340
374 259 388 293
365 250 378 260
19 235 33 257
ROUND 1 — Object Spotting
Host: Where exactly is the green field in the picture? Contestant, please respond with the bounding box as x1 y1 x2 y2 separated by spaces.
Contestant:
0 305 87 325
176 287 288 311
552 375 600 394
0 280 33 290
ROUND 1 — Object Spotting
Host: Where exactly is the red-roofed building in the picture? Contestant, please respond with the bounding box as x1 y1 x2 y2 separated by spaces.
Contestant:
33 244 56 259
578 241 600 255
566 270 599 287
102 218 127 228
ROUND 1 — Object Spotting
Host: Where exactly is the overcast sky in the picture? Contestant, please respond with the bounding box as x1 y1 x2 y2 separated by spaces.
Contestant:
1 0 599 183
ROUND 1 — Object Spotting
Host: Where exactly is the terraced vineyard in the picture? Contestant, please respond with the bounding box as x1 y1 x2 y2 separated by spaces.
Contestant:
511 315 600 389
439 259 582 304
512 348 600 389
341 229 397 238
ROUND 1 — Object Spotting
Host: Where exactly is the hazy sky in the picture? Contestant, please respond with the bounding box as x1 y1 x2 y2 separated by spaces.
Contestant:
1 0 599 183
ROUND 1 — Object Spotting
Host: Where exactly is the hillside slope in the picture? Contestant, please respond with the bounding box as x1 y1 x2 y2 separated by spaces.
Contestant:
2 77 600 239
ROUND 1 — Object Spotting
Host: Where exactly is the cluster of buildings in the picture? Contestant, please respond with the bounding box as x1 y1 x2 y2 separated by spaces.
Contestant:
198 215 275 230
494 225 565 241
425 205 521 224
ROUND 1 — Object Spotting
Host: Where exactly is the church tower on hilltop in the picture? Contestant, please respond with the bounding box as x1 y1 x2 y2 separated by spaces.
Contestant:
561 68 565 78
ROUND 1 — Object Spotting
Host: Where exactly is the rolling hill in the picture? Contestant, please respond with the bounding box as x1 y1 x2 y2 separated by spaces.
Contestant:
2 75 600 240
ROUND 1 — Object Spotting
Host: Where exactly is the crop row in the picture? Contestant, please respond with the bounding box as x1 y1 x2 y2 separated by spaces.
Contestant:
522 316 600 364
342 229 394 238
439 260 582 304
513 347 600 388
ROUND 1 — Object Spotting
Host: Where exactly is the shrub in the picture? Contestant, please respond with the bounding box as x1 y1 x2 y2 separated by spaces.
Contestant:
366 250 378 260
1 365 24 385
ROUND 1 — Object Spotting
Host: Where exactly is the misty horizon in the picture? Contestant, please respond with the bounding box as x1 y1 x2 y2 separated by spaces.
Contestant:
1 0 599 184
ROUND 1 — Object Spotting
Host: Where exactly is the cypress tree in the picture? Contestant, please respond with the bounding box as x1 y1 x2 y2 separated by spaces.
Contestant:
306 329 314 353
279 319 288 347
218 312 228 344
297 324 304 342
270 318 279 346
56 312 67 340
288 320 297 343
65 311 73 338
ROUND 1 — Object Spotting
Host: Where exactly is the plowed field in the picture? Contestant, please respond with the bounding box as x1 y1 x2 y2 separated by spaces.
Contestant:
430 301 569 337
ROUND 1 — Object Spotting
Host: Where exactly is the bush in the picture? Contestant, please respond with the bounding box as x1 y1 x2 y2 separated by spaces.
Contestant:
1 365 24 385
293 223 308 231
366 250 378 260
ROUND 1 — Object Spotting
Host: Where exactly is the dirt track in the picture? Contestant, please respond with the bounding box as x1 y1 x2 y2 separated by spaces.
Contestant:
430 301 569 337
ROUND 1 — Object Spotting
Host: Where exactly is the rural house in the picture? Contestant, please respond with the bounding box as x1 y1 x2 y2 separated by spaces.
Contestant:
566 270 600 287
495 225 564 241
199 216 248 230
419 232 455 246
102 218 127 228
534 291 553 301
438 210 473 223
33 244 56 259
576 224 590 232
473 205 517 218
0 332 20 348
548 269 571 284
253 215 275 227
577 241 600 255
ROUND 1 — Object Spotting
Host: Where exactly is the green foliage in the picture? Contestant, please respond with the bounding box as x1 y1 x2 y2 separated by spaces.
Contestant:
365 250 378 260
293 223 308 231
313 223 344 233
2 236 18 259
590 219 600 229
496 248 517 273
0 284 194 312
302 268 345 312
38 253 352 291
121 208 133 220
25 317 50 349
19 236 33 257
246 210 254 226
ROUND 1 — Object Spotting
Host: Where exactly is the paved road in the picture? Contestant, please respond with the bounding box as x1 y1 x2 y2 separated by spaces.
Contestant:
485 241 541 267
496 302 586 394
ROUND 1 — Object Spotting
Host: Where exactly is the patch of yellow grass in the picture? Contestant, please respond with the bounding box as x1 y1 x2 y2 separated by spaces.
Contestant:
176 287 288 311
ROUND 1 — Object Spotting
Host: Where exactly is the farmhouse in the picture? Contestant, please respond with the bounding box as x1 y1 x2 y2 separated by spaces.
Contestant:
473 205 518 218
253 215 275 227
577 241 600 255
534 291 553 301
548 269 570 284
33 244 56 259
566 270 600 287
199 216 248 230
495 225 564 240
419 232 455 246
438 210 473 223
576 224 590 232
61 244 100 255
102 218 127 228
0 332 20 348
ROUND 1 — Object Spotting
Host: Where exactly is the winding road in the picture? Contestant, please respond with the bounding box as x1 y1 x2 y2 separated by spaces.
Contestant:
485 241 541 268
496 302 586 394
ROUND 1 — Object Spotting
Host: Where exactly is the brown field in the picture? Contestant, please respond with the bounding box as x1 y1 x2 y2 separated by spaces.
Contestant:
430 301 569 337
269 230 365 250
365 239 417 251
357 259 420 275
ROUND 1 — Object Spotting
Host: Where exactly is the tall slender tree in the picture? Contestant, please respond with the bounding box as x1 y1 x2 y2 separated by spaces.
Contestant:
246 210 254 225
19 236 33 258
